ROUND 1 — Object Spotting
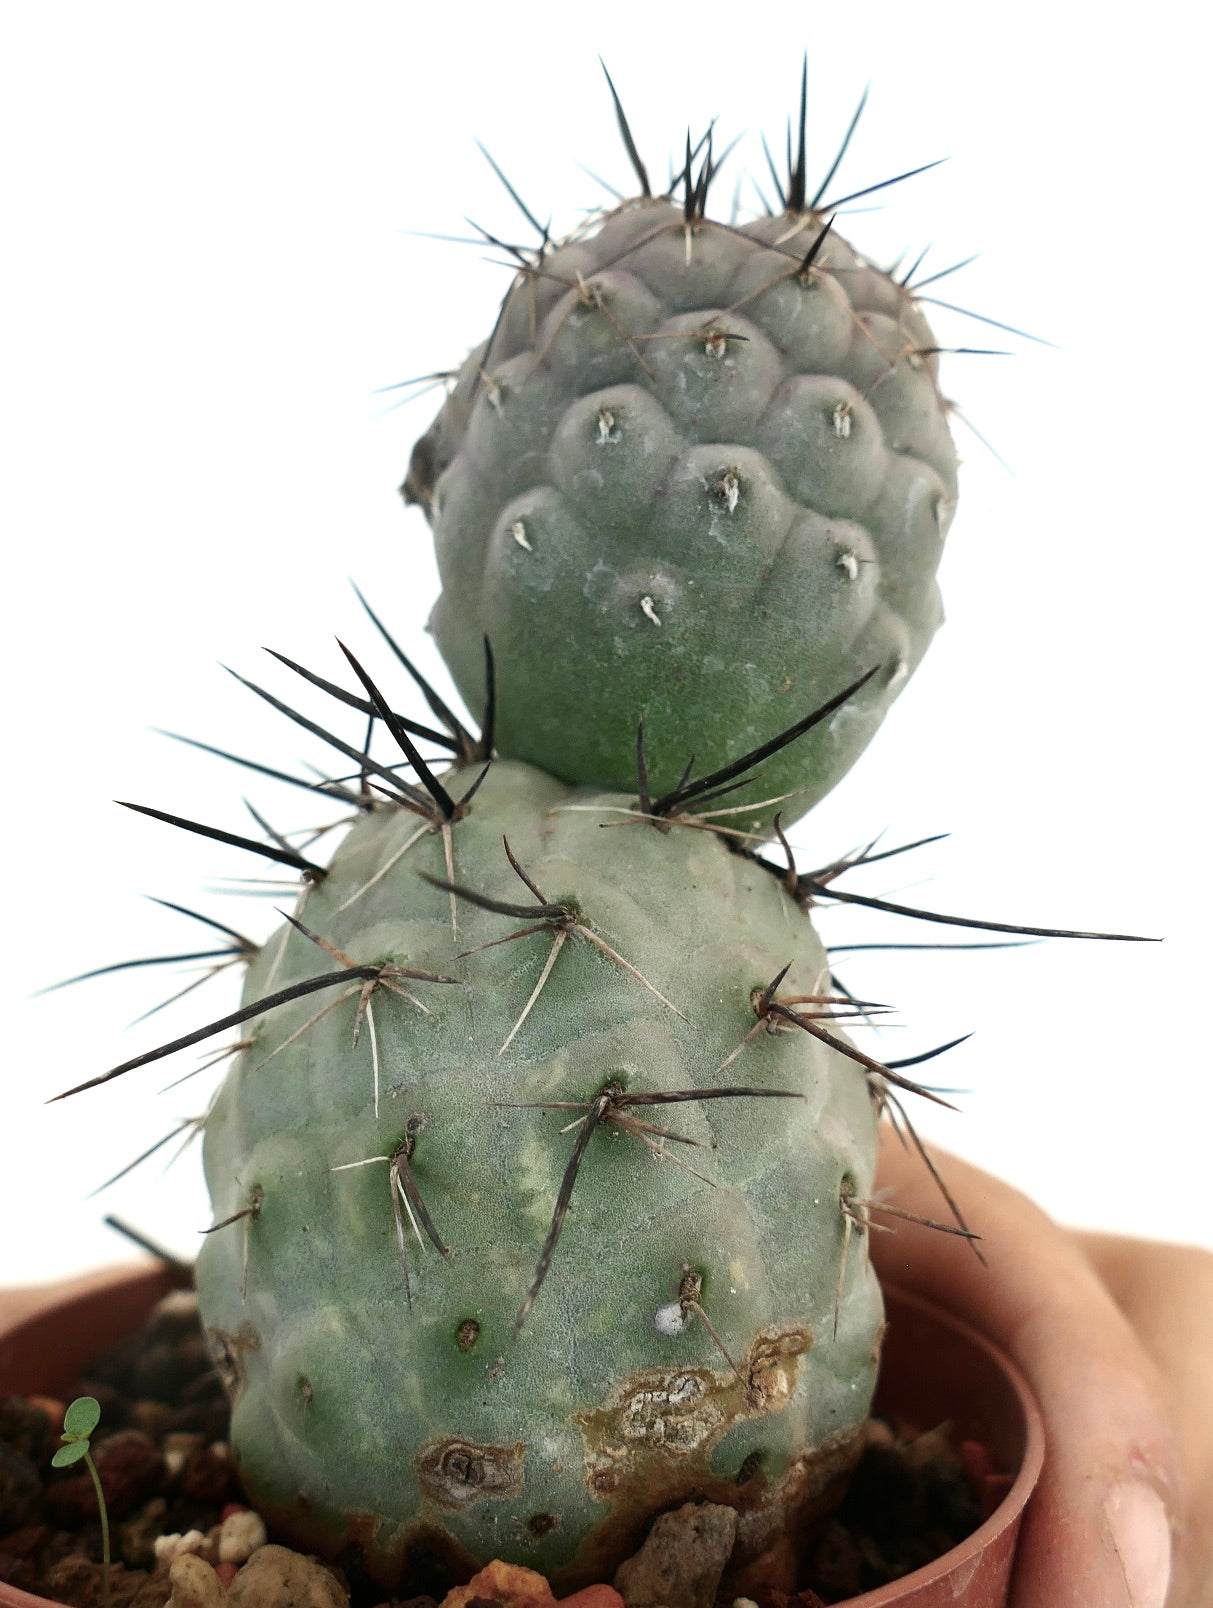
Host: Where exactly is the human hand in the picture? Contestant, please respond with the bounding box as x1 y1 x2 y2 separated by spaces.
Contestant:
871 1134 1213 1606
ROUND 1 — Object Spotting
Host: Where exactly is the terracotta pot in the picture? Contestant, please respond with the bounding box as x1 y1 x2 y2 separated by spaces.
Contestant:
0 1268 1043 1608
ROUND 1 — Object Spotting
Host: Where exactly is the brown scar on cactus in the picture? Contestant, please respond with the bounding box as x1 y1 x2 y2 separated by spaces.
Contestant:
206 1319 261 1405
415 1437 526 1509
424 835 689 1052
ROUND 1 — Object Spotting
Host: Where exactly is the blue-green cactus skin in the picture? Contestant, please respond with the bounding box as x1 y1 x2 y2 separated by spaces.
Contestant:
196 760 882 1589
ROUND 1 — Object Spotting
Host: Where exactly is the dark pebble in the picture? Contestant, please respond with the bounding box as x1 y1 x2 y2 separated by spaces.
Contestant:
129 1400 173 1442
119 1497 169 1569
201 1399 231 1443
803 1518 864 1600
44 1551 173 1608
179 1445 238 1505
0 1395 55 1462
43 1552 110 1605
47 1430 164 1523
162 1496 224 1538
0 1548 39 1592
81 1336 139 1391
163 1402 214 1435
839 1441 926 1542
177 1333 208 1372
0 1441 44 1529
0 1523 51 1559
921 1454 982 1533
180 1368 225 1406
130 1341 191 1402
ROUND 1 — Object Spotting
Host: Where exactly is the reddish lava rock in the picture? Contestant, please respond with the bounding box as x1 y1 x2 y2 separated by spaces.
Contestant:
45 1432 163 1524
438 1561 624 1608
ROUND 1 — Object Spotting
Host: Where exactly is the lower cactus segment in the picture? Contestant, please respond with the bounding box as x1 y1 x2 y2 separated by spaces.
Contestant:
195 760 883 1590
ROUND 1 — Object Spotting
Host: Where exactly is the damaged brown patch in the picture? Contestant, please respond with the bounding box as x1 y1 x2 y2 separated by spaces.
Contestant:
415 1436 527 1508
744 1325 810 1412
592 1366 724 1455
556 1428 863 1596
579 1324 811 1468
205 1321 261 1403
555 1322 859 1595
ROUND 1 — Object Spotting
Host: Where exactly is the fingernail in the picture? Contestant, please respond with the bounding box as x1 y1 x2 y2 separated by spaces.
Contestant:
1104 1481 1172 1608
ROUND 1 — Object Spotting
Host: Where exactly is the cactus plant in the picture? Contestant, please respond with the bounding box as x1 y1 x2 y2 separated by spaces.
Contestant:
405 72 959 831
43 62 1146 1607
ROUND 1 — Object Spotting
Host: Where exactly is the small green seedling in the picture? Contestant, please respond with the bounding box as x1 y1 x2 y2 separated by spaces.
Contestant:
52 1396 110 1607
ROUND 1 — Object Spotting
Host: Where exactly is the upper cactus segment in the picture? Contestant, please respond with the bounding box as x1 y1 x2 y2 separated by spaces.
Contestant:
406 97 959 834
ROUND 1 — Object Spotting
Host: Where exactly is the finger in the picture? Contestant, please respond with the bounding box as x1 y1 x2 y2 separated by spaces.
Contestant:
1075 1232 1213 1608
870 1135 1179 1608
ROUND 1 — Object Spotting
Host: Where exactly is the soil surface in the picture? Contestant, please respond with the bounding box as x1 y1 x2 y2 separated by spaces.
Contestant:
0 1288 994 1606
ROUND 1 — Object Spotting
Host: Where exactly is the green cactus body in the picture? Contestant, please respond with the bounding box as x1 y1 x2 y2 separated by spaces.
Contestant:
196 759 882 1590
406 200 958 831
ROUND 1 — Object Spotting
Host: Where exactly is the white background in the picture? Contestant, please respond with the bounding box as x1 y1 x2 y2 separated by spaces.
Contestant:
1 3 1208 1284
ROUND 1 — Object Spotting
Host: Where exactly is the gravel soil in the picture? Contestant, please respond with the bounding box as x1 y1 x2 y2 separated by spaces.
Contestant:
0 1288 990 1606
